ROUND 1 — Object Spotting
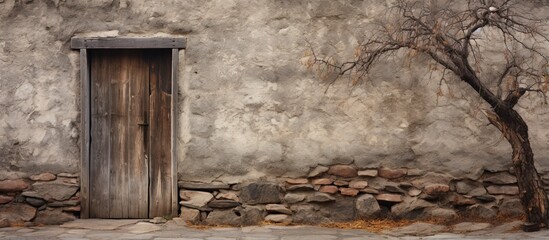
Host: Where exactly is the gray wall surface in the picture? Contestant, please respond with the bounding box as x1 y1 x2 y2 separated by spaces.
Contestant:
1 0 548 183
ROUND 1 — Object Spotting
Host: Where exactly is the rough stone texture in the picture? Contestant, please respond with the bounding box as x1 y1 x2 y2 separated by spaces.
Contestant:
292 206 330 224
266 204 292 215
319 197 356 221
452 222 492 233
216 191 240 202
468 187 488 197
307 193 335 203
0 195 13 204
0 218 8 228
180 207 201 223
285 178 308 184
239 206 265 226
499 199 524 217
29 173 56 181
339 188 359 196
466 204 497 219
327 165 357 178
0 203 36 223
283 193 305 204
208 199 240 208
205 210 241 226
425 208 457 219
31 181 78 201
0 179 29 192
378 167 407 179
348 180 368 189
356 194 380 218
483 172 517 185
383 222 447 237
178 181 230 190
486 185 519 195
311 178 333 185
240 183 281 204
423 184 450 195
308 166 329 177
286 184 314 191
375 193 403 203
33 209 75 225
391 197 434 218
455 180 478 195
179 190 214 210
358 169 378 177
265 214 292 223
408 189 422 197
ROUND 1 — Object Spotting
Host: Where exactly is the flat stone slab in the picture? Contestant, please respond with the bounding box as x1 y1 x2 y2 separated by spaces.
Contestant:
383 222 447 236
60 219 142 230
452 222 492 232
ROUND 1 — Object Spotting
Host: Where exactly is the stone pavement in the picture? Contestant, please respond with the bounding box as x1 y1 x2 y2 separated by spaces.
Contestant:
1 219 549 240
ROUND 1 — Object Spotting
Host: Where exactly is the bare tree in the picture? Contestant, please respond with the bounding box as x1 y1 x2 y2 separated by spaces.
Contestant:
310 0 549 231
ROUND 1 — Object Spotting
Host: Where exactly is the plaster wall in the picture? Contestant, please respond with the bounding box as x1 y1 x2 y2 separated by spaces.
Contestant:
1 0 548 183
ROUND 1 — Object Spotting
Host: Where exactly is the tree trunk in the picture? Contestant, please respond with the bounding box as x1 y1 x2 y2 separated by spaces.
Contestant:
484 108 549 231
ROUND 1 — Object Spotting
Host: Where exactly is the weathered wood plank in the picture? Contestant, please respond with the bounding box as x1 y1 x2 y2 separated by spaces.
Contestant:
128 50 149 218
170 49 179 218
89 50 111 218
71 37 186 49
149 50 173 217
80 49 90 219
109 51 130 218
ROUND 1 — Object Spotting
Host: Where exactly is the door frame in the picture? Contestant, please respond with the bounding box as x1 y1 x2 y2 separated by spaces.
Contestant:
71 37 186 218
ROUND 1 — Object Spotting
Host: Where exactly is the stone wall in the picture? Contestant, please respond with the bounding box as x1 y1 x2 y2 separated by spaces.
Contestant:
0 173 79 227
179 165 529 225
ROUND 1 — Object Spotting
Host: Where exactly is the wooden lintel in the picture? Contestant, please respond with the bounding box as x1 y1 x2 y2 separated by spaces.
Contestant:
71 37 186 49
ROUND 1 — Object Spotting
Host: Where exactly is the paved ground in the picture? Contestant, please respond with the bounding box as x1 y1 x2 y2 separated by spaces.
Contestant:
1 219 549 239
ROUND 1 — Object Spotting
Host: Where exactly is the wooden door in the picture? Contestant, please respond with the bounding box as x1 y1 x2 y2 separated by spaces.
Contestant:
89 49 173 218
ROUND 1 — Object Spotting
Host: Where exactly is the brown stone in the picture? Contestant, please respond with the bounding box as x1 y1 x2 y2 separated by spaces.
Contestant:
208 199 240 208
486 185 519 195
450 195 476 206
328 165 358 178
483 172 517 185
340 188 359 196
180 207 201 223
423 184 450 195
31 181 79 201
29 173 56 181
284 193 306 203
349 180 368 189
311 178 333 185
0 179 29 192
308 165 329 177
62 206 81 212
285 178 308 185
286 184 314 191
307 193 335 202
358 169 378 177
319 185 338 194
360 188 379 194
408 189 422 197
0 203 36 223
334 180 349 186
266 204 292 215
0 195 13 204
378 167 407 179
34 209 76 225
216 191 240 202
375 193 403 203
57 173 78 178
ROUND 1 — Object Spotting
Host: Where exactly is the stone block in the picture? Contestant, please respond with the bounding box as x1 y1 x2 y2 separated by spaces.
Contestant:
216 191 239 202
208 199 240 209
308 166 329 177
499 199 523 217
328 165 358 178
33 209 75 225
180 207 201 223
29 173 56 181
339 188 359 196
239 206 265 226
425 208 457 219
266 204 292 215
455 180 478 195
391 197 434 218
0 179 29 192
178 181 230 191
285 178 308 184
0 203 36 223
466 204 497 219
356 194 381 218
334 180 348 186
468 187 487 197
408 189 422 197
486 185 519 195
358 169 378 177
179 190 214 210
283 193 305 204
311 178 333 185
423 184 450 195
286 184 314 191
0 195 13 204
375 193 403 203
483 172 517 185
378 167 406 179
239 183 281 204
31 181 79 201
265 214 292 223
205 209 240 226
318 185 338 194
307 193 335 203
349 180 368 189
